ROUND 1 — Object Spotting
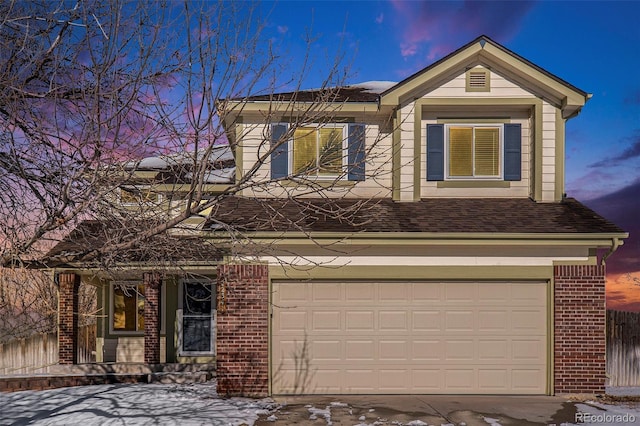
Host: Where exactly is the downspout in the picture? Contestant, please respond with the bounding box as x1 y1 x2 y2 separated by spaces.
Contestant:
601 237 623 266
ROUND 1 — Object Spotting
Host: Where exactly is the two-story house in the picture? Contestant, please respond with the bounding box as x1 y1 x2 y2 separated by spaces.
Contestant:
51 36 627 397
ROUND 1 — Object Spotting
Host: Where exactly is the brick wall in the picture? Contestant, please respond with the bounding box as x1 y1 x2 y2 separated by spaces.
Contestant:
143 273 162 364
554 264 606 394
58 273 80 364
216 264 269 397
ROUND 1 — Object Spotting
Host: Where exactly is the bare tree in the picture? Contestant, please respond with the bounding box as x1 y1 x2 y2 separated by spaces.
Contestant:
0 0 395 310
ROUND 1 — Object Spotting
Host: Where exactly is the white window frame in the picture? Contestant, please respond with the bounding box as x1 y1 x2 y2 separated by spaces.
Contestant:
109 280 165 335
445 123 504 180
288 123 348 180
177 279 216 356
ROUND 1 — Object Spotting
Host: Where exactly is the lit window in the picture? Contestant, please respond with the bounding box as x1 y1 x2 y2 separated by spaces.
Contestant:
112 282 145 332
448 126 501 178
292 126 345 177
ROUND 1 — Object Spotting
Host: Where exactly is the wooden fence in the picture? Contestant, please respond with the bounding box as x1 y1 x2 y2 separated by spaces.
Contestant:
0 324 96 375
607 309 640 386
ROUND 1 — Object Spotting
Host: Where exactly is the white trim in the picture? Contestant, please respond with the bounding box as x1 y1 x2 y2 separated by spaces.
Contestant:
445 123 504 180
287 123 349 179
177 279 216 356
259 255 589 267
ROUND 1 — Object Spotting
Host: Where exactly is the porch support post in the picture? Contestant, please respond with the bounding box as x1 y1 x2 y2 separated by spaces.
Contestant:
143 272 162 364
58 272 80 364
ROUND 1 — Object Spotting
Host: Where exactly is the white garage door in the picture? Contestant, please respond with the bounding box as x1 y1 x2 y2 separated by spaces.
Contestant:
271 281 547 394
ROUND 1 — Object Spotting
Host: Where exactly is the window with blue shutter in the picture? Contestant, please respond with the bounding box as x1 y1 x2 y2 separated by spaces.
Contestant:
503 123 522 181
270 123 288 179
426 124 445 181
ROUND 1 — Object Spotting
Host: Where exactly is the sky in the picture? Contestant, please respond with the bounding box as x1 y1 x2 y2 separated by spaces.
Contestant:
258 0 640 310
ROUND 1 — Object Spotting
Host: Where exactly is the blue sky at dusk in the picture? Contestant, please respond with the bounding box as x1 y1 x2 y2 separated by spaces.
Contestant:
258 0 640 309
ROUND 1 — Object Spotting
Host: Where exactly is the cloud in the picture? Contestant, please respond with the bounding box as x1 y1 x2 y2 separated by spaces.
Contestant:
389 0 534 61
277 25 288 34
375 13 384 24
589 130 640 168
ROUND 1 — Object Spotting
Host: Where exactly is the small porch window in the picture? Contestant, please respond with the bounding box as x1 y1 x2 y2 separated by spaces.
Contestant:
110 281 164 334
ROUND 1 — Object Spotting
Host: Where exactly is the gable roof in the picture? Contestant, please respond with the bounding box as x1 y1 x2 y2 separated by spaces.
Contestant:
380 35 590 118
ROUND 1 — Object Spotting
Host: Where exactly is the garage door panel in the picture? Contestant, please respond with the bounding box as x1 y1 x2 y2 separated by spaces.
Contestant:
272 281 547 395
345 340 375 360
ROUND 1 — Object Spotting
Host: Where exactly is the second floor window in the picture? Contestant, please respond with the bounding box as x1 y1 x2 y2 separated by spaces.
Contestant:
292 125 346 177
448 126 501 178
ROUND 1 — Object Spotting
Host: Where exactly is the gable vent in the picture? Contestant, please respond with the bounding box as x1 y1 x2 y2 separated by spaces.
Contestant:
466 69 490 92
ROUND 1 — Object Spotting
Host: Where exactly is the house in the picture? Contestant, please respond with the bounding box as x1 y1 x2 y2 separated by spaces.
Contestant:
49 36 627 397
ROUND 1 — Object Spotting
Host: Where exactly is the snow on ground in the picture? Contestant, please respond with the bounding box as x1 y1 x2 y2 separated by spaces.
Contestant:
0 382 277 426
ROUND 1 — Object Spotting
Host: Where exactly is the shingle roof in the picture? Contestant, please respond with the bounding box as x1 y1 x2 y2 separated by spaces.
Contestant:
208 197 625 234
241 85 382 103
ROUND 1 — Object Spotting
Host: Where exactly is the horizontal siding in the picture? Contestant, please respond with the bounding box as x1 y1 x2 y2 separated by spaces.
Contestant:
420 111 531 198
427 67 536 98
240 120 393 199
541 102 556 201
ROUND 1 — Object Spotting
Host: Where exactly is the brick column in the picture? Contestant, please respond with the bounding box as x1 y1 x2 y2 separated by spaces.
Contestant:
58 272 80 364
216 264 269 396
143 272 161 365
554 264 606 394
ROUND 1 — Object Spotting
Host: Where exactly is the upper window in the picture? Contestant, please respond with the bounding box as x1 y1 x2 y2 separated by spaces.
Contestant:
426 123 521 182
292 125 345 177
448 125 501 178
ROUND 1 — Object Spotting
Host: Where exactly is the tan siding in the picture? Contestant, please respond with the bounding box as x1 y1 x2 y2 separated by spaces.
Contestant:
541 103 557 202
239 119 393 199
399 104 416 201
427 66 536 99
420 111 531 198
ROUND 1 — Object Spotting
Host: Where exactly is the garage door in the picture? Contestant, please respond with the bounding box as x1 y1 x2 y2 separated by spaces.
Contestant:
271 281 547 394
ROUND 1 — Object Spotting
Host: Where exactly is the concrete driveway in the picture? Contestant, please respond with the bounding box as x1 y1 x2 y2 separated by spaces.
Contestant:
255 395 578 425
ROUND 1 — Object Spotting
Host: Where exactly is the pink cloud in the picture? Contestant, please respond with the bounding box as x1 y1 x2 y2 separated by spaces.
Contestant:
375 13 384 24
389 1 534 63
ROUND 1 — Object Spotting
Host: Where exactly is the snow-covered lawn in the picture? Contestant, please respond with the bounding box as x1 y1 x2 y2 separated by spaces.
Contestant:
0 382 276 426
3 383 640 426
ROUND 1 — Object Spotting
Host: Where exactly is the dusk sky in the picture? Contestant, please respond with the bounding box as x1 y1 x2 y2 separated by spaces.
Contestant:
259 0 640 310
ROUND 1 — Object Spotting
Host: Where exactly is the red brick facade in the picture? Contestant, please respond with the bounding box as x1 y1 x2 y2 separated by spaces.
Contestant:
554 264 606 394
58 273 80 364
216 264 269 397
143 272 162 364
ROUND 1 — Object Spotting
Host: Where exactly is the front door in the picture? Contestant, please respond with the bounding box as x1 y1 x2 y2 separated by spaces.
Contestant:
179 280 216 355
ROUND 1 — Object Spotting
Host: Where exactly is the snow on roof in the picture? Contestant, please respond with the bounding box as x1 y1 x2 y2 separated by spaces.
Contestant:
347 81 397 94
127 145 234 171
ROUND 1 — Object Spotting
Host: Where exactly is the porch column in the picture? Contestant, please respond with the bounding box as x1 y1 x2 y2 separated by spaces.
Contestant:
143 272 161 364
216 264 269 397
58 272 80 364
554 264 606 394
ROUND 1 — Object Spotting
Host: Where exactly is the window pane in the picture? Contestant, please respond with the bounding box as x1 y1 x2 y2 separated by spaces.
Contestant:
449 127 473 176
475 128 500 176
182 317 211 352
113 285 139 331
183 282 212 315
137 284 145 330
318 128 343 175
293 127 317 174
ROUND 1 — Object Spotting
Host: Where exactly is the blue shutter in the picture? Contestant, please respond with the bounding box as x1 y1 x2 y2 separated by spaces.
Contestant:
270 123 288 179
503 123 521 181
348 123 366 181
426 124 444 181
